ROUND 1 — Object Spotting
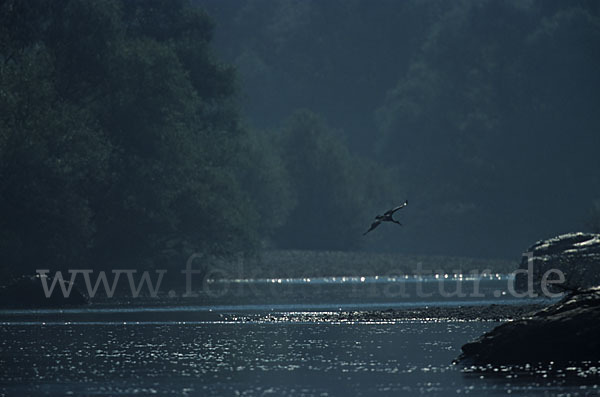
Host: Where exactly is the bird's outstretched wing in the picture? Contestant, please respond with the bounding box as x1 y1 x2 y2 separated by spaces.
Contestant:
384 200 408 216
363 220 382 235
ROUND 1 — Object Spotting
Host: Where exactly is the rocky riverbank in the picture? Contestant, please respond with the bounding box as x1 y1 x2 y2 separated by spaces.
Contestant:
515 232 600 294
454 233 600 366
456 287 600 365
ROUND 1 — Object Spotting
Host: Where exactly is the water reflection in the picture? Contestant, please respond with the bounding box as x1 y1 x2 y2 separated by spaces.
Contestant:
1 320 597 396
0 277 595 396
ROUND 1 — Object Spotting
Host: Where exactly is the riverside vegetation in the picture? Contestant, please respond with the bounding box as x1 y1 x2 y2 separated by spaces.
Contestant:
2 0 600 281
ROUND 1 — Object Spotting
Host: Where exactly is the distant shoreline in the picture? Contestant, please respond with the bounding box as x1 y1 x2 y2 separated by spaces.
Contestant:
213 250 518 279
220 303 546 323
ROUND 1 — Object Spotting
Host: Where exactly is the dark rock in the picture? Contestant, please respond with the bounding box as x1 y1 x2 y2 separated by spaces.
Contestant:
0 274 88 308
456 287 600 365
515 233 600 293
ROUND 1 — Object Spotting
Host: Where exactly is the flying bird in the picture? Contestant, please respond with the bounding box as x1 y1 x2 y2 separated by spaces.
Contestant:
363 200 408 235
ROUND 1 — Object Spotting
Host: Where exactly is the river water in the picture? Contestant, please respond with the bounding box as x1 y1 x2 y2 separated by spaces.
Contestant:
0 276 598 396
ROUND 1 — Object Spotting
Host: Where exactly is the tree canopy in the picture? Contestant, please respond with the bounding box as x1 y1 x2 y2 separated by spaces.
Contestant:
0 0 259 275
1 0 397 278
200 0 600 257
2 0 599 278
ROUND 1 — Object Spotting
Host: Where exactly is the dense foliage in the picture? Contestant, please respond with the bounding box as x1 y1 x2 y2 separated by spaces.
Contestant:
0 0 259 275
201 0 600 257
2 0 599 278
274 110 399 250
0 0 397 277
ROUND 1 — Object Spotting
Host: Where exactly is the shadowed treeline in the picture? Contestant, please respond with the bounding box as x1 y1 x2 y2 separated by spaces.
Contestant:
0 0 396 278
1 0 600 280
199 0 600 257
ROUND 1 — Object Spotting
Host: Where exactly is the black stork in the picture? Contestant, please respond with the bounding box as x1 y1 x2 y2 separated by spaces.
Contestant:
363 200 408 235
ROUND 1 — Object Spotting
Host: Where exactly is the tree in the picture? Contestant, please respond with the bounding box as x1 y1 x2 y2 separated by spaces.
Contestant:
274 110 399 251
375 0 600 256
236 129 294 244
0 43 111 275
0 0 264 277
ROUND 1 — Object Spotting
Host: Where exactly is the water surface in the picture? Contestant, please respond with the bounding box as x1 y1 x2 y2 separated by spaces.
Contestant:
0 276 597 396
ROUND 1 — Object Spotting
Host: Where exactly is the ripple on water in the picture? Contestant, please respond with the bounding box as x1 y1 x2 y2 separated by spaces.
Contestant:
1 319 598 396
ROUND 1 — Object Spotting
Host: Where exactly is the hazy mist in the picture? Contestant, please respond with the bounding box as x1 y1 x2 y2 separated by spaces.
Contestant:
199 0 600 258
